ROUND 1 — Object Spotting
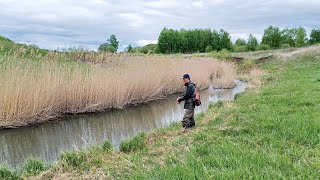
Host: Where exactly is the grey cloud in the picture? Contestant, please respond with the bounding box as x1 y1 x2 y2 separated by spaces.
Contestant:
0 0 319 51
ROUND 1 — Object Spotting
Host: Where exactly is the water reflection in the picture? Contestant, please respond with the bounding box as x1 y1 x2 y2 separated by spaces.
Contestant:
0 81 246 169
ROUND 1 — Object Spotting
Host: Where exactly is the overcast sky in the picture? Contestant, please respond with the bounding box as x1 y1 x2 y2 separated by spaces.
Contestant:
0 0 319 51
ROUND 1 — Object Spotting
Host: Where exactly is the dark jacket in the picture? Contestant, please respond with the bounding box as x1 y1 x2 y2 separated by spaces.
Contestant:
178 82 196 109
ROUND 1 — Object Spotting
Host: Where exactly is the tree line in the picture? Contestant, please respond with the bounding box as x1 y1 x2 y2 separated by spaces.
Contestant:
232 27 320 52
157 28 232 54
98 26 320 54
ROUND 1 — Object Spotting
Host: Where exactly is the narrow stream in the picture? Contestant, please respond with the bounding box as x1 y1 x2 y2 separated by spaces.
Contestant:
0 81 246 169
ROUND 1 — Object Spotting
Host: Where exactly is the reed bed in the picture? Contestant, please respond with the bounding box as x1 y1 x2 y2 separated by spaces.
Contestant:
0 51 236 128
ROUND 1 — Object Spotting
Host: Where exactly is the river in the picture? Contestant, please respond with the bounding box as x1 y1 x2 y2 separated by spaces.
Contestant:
0 81 246 169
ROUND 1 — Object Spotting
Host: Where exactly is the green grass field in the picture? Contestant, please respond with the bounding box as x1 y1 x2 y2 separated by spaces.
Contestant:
123 53 320 179
138 55 320 179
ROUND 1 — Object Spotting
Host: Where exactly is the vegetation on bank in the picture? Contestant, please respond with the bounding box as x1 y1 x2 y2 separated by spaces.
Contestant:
0 36 236 128
0 46 317 179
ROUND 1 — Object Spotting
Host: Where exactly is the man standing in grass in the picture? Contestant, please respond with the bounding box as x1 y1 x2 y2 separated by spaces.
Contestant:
176 74 196 129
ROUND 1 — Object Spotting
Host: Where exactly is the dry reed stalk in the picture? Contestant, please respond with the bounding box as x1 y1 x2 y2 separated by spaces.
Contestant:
0 54 236 128
238 68 264 89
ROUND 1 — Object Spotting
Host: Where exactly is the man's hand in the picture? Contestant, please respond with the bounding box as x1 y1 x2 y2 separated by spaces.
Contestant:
176 98 180 104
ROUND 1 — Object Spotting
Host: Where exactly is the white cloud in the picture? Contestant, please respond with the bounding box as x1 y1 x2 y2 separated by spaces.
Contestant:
145 0 182 9
192 1 204 8
136 40 158 47
116 13 144 27
207 0 225 5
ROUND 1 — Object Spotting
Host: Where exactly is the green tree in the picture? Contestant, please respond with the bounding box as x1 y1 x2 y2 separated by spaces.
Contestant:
126 44 133 52
246 34 258 51
105 45 116 53
158 28 172 53
158 28 232 53
295 27 307 47
280 28 296 47
179 29 189 53
171 29 180 53
262 26 282 48
211 30 220 51
98 34 119 52
98 43 115 53
234 45 247 52
257 44 271 51
235 38 247 46
107 34 119 50
205 45 213 52
309 28 320 45
185 30 195 53
218 29 232 51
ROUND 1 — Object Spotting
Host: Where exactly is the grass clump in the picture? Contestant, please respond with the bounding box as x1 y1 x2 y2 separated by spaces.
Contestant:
23 159 45 175
120 132 147 152
0 166 19 180
243 59 257 69
101 140 113 152
59 151 85 168
193 132 208 141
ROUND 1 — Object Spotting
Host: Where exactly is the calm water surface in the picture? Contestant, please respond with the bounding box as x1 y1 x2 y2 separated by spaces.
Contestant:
0 81 246 169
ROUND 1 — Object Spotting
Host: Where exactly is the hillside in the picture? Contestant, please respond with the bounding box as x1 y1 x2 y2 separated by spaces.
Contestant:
0 35 48 56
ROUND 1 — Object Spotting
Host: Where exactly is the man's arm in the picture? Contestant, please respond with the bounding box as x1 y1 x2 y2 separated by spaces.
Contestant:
178 84 194 103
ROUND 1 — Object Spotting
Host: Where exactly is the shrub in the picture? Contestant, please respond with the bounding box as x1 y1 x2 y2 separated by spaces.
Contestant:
246 34 258 51
120 132 147 152
257 44 271 51
243 60 257 69
234 45 247 52
23 159 45 175
60 152 85 168
205 45 213 52
139 44 158 54
281 43 291 49
208 49 232 60
105 46 116 53
101 140 113 152
0 167 19 180
98 44 116 53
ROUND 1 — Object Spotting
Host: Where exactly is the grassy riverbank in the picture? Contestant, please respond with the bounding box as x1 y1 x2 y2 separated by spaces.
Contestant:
0 46 317 179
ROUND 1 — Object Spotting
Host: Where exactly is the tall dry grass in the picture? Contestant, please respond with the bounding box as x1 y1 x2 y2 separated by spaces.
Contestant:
276 44 320 60
0 52 236 128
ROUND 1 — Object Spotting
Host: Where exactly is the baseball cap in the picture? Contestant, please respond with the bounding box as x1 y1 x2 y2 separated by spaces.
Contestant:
182 74 190 79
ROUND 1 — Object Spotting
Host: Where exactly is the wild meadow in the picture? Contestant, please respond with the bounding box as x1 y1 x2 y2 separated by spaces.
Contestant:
0 46 236 128
1 34 319 179
0 45 315 180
